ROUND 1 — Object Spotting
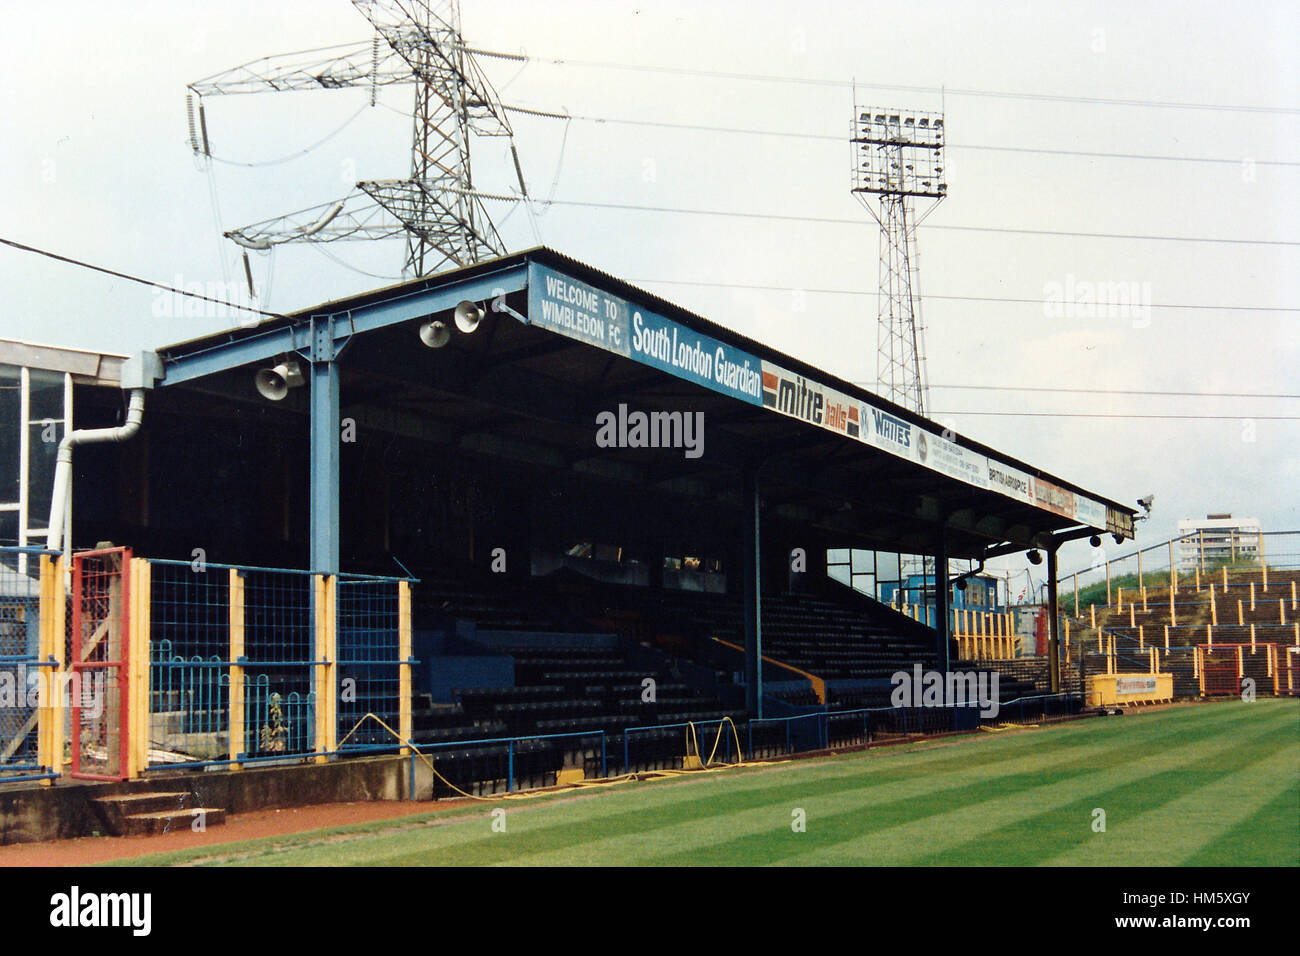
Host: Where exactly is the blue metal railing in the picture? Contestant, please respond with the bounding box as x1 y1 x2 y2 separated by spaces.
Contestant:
617 692 1082 774
413 729 609 795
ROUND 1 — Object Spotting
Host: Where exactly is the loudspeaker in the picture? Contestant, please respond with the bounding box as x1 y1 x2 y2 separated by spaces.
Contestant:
419 319 452 349
453 300 485 333
255 361 303 402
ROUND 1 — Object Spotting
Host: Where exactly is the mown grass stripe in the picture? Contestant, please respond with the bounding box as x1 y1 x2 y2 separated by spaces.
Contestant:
105 700 1294 867
539 706 1274 868
1179 782 1300 867
912 712 1298 866
764 705 1294 867
368 706 1251 867
1043 738 1298 867
387 702 1273 867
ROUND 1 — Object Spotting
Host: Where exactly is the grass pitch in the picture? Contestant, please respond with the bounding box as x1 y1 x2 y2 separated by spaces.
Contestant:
115 699 1298 867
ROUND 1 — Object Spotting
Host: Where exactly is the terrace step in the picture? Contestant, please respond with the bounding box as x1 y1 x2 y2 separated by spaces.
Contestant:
123 807 227 836
92 791 192 835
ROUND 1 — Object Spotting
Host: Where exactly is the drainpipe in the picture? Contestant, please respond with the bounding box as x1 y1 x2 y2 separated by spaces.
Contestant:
46 389 147 561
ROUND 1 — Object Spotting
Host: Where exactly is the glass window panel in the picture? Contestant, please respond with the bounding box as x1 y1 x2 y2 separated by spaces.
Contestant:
851 549 875 574
827 548 849 566
876 551 901 582
0 509 15 546
27 423 57 528
0 365 18 503
27 369 64 423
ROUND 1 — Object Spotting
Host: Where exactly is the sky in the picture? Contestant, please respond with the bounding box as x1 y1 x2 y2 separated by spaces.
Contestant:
1 0 1297 593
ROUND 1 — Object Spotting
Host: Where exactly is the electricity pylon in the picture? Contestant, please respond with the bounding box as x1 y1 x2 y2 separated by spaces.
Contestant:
851 107 947 415
188 0 525 277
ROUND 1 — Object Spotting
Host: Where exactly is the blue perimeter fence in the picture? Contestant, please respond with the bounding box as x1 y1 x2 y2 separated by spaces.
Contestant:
409 693 1083 797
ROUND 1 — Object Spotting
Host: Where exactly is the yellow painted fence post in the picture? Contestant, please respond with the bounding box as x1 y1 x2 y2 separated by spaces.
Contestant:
229 569 245 768
399 580 412 755
314 574 337 763
37 554 67 783
126 558 151 779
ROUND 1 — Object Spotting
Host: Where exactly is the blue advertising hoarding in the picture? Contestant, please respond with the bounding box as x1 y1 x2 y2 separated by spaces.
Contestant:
528 262 763 406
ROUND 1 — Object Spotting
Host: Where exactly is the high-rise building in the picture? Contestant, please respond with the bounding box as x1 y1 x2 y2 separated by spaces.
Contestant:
1176 513 1263 570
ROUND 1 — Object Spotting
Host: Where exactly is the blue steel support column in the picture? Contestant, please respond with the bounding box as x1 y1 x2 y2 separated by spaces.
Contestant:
742 467 763 718
1047 547 1061 693
310 320 340 575
935 526 951 675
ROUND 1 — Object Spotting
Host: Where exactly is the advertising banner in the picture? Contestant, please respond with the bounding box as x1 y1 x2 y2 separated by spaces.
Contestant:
1075 495 1107 530
630 307 763 405
1033 477 1078 520
760 361 862 439
528 263 631 357
529 263 762 405
920 430 990 489
986 461 1036 506
527 263 1118 529
1115 676 1159 695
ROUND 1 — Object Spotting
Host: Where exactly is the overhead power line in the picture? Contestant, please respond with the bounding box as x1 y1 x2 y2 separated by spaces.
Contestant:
918 384 1300 400
466 46 1300 116
627 277 1297 314
0 237 287 318
475 194 1299 247
503 103 1300 169
930 411 1300 421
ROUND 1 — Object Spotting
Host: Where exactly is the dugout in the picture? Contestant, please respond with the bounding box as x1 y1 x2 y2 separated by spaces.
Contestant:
56 247 1137 711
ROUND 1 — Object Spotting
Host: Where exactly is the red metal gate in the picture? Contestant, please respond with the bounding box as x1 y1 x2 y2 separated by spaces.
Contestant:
1201 649 1240 697
70 547 131 780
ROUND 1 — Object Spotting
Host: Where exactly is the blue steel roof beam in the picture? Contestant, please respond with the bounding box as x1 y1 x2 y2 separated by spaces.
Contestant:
157 261 528 386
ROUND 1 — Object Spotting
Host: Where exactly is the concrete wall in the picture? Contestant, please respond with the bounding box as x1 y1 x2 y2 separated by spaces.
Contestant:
0 754 416 846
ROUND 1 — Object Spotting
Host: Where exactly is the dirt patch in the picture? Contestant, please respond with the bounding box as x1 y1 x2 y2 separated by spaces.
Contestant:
0 798 473 867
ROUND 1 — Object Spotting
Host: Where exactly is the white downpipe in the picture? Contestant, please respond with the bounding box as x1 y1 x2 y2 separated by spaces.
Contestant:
46 389 146 559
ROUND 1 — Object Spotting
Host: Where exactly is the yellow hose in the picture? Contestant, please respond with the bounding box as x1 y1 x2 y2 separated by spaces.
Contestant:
338 713 767 804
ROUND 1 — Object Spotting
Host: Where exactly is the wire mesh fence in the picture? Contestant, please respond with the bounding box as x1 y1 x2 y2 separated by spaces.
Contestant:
69 547 131 781
146 560 410 771
336 574 402 752
0 547 55 782
239 567 315 762
149 561 231 765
